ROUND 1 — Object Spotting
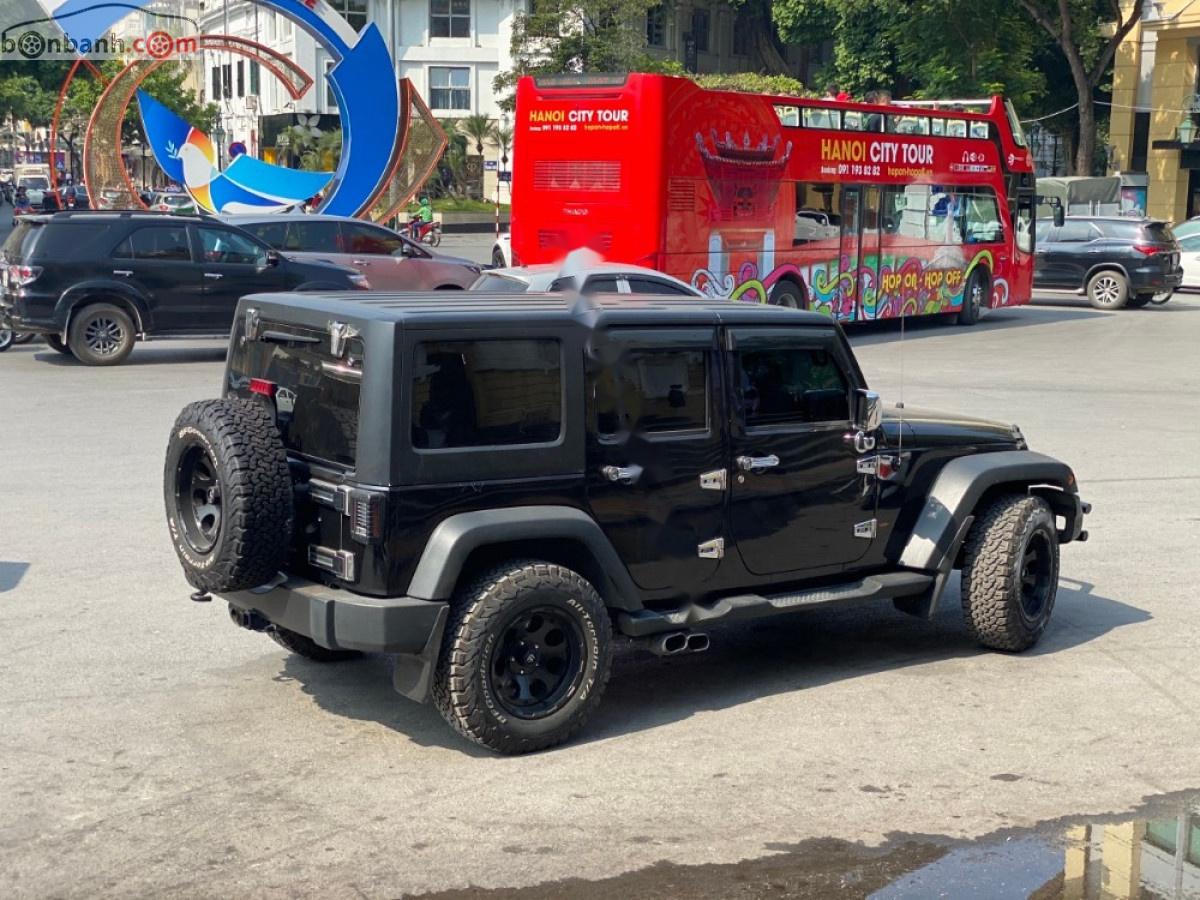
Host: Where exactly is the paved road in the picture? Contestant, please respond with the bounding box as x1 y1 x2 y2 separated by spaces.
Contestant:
2 215 1198 895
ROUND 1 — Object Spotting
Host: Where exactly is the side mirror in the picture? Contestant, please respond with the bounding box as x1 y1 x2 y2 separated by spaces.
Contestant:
266 250 281 267
855 389 882 432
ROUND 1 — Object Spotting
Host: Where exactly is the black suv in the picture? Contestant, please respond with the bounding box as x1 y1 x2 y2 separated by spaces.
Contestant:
1034 216 1181 309
164 292 1089 753
0 212 368 366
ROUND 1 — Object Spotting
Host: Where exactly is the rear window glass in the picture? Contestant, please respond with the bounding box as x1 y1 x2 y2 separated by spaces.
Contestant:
242 221 288 248
1142 222 1175 243
233 326 363 467
412 339 562 449
473 273 530 292
2 222 42 261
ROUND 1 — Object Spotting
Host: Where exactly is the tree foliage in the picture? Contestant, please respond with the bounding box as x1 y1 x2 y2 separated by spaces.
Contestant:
694 72 810 97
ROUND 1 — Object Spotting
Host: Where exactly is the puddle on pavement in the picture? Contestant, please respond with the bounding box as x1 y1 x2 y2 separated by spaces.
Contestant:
405 791 1200 899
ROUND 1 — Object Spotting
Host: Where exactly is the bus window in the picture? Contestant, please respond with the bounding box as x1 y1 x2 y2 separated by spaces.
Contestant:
947 120 967 138
887 115 930 135
843 111 866 132
803 107 840 129
957 188 1003 243
930 119 946 137
794 182 841 244
774 105 800 127
880 187 907 233
969 121 989 139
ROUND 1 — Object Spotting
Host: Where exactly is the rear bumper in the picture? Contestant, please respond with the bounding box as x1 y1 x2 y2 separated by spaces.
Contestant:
225 575 448 655
1130 265 1182 293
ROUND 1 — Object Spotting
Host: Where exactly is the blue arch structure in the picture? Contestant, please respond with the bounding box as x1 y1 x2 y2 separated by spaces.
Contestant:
42 0 400 217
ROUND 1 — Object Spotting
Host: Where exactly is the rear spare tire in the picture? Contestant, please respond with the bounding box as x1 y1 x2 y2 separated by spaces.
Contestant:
164 398 293 593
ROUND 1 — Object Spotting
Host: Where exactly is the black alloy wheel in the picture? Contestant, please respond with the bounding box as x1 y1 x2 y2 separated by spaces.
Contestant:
83 314 126 357
489 606 585 720
1018 531 1054 622
174 444 222 556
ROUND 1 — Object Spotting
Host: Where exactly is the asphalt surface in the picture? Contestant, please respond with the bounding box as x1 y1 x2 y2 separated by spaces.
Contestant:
2 221 1199 898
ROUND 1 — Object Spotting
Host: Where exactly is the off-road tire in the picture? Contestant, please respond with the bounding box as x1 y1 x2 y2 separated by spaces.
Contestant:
1087 270 1129 310
45 334 73 355
163 398 293 593
770 280 806 309
1126 293 1153 308
956 268 988 325
432 560 613 754
960 494 1059 652
270 626 361 662
68 302 136 366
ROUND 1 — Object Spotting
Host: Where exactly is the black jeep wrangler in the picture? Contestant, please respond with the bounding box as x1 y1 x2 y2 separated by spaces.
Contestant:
164 291 1089 753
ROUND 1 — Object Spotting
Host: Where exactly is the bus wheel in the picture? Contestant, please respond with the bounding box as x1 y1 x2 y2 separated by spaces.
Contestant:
770 281 805 309
956 269 988 326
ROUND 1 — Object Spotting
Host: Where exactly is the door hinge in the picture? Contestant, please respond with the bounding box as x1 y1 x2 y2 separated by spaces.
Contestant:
244 306 262 341
697 537 725 559
328 320 359 357
854 519 878 539
699 469 727 491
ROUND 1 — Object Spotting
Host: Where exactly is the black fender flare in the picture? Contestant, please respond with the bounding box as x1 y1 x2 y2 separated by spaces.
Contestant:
899 450 1082 574
405 505 642 610
58 281 151 334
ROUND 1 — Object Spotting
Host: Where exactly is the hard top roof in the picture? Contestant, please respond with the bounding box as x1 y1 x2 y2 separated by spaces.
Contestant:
242 290 831 329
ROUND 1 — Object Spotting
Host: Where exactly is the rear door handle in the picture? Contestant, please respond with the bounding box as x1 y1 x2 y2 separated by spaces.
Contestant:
351 259 367 266
601 464 643 485
736 454 780 472
112 269 132 277
204 272 223 280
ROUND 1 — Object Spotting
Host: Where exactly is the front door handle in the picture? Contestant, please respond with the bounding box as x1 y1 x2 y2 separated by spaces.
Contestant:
351 259 367 266
601 464 643 485
736 454 780 472
112 269 132 277
204 272 224 280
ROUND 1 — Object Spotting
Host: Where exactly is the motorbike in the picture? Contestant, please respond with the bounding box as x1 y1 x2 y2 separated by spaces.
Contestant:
0 329 35 352
409 218 442 247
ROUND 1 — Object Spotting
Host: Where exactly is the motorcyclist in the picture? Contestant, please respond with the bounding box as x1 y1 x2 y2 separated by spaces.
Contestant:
409 195 433 239
14 187 30 212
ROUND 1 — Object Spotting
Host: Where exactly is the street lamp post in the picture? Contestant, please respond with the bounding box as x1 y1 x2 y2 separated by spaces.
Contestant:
278 132 290 168
213 124 227 172
141 143 150 191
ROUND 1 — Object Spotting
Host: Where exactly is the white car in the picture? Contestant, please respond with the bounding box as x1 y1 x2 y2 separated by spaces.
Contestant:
491 232 512 268
1179 233 1200 289
473 256 701 297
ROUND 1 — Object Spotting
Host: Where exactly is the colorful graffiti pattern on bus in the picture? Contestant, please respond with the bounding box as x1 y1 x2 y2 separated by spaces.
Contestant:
690 249 1011 321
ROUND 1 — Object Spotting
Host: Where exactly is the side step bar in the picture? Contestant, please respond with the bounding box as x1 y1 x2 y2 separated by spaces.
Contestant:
617 572 934 637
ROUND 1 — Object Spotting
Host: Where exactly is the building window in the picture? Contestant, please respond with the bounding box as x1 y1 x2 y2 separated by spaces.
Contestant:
429 66 470 110
222 63 232 99
646 5 666 47
732 8 753 56
236 61 245 98
691 8 710 53
329 0 368 32
325 60 336 109
211 66 221 101
249 61 260 95
431 0 471 38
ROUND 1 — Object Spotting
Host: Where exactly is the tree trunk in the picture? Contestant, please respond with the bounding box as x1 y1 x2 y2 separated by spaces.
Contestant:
1075 93 1095 176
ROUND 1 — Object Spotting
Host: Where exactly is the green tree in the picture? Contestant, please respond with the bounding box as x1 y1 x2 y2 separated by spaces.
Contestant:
1013 0 1140 175
772 0 898 96
694 72 810 96
495 0 683 107
457 113 496 156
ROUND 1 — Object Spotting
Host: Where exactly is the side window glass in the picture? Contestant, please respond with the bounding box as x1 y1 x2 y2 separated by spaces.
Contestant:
1057 221 1097 243
343 224 406 255
125 226 191 261
794 181 841 245
1180 235 1200 252
737 345 850 427
112 237 133 259
199 228 267 265
625 276 694 296
959 188 1003 243
412 339 562 449
581 275 620 294
969 121 989 139
285 220 342 252
595 350 708 436
802 107 839 129
246 221 288 248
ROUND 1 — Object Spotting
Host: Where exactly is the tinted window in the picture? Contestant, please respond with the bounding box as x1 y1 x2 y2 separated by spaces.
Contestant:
342 223 406 255
412 340 562 449
198 228 267 265
802 107 839 129
473 273 530 292
242 221 288 248
1094 220 1142 240
1057 221 1099 243
737 345 849 427
625 276 695 296
2 221 42 261
595 350 708 435
1179 235 1200 251
1142 222 1175 244
284 221 341 252
1016 194 1034 254
115 226 191 261
581 275 619 294
1036 221 1057 243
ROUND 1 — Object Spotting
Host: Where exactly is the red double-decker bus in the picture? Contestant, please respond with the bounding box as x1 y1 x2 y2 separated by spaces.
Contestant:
511 73 1038 323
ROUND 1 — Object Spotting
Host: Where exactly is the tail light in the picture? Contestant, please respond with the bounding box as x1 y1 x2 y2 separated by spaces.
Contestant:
1132 244 1160 256
7 264 42 285
348 489 385 543
248 377 276 398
